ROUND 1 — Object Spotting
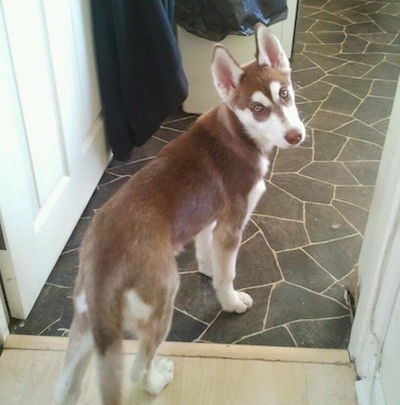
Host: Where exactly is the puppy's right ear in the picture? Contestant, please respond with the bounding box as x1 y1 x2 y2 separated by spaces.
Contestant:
211 45 244 101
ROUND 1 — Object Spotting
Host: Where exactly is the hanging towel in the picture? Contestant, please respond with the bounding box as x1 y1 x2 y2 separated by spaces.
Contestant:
91 0 188 161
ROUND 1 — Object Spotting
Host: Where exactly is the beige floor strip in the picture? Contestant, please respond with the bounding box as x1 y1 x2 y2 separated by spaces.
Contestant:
0 335 357 404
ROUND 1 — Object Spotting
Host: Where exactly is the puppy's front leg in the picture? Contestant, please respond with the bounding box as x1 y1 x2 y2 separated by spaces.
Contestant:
211 224 253 314
195 221 216 278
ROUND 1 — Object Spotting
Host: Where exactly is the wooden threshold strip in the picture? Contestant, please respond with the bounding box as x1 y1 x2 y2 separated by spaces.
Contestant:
4 334 350 365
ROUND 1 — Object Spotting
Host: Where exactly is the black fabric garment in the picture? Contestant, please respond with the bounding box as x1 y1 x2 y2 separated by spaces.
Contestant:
176 0 288 41
91 0 188 161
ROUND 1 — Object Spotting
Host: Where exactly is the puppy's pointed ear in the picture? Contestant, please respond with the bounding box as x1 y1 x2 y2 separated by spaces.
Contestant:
211 45 244 101
255 23 290 71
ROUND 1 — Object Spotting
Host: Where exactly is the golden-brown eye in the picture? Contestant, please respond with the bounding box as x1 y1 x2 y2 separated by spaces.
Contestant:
251 103 265 113
280 88 289 99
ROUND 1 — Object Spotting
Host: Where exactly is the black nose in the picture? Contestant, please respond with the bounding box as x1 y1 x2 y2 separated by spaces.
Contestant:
285 129 302 145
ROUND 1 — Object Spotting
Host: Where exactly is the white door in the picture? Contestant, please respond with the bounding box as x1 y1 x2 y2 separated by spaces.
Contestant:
0 0 109 319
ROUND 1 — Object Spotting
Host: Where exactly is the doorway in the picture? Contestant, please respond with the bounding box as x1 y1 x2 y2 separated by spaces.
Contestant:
8 0 400 351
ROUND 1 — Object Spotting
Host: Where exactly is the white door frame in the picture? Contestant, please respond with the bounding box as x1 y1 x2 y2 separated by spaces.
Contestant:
349 80 400 404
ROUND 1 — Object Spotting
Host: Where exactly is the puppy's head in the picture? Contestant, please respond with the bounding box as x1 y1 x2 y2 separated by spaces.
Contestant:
211 23 306 152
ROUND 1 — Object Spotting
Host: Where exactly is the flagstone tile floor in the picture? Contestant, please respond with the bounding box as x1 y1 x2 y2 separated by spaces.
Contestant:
10 0 400 349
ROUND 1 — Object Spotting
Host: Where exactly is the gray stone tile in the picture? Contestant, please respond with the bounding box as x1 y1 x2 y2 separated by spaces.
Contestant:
309 11 349 26
271 173 334 204
302 0 328 8
242 220 260 242
277 249 334 292
297 17 315 33
386 54 400 67
10 284 72 336
338 10 370 24
297 101 322 124
239 327 295 346
288 317 351 348
296 81 333 101
304 235 363 279
335 186 375 210
174 273 220 323
365 44 400 57
345 22 383 35
323 0 364 14
313 130 347 161
63 218 91 252
305 44 343 56
47 250 79 288
328 62 372 77
292 66 326 87
360 33 396 45
300 162 358 185
382 3 400 16
308 110 353 131
332 199 369 234
305 203 357 243
322 76 372 99
168 310 207 342
370 80 397 98
354 96 395 125
352 3 386 14
130 136 167 160
337 53 385 66
342 35 368 54
323 270 358 305
108 159 153 176
335 120 385 146
163 115 197 131
320 87 361 115
313 32 346 44
338 139 382 161
369 12 400 35
153 127 180 143
311 20 344 32
265 283 348 328
372 119 390 135
292 53 318 70
273 147 313 173
236 233 282 288
344 161 380 186
253 217 309 251
295 32 321 46
255 182 303 221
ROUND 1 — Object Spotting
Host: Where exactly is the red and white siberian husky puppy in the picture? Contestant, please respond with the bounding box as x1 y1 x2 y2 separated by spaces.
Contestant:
55 23 306 404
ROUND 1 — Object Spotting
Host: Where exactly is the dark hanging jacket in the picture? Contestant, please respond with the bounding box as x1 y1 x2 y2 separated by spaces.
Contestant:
91 0 188 161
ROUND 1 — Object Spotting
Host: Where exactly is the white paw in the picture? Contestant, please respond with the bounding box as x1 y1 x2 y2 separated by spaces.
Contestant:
223 291 254 314
145 358 174 396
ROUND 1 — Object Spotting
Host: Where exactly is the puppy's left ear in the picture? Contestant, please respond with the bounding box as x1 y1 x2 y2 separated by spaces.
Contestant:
255 23 290 71
211 45 244 101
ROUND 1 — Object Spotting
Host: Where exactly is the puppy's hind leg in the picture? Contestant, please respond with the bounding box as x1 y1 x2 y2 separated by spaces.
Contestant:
95 337 124 405
54 297 94 405
129 261 179 396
